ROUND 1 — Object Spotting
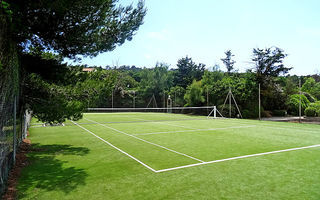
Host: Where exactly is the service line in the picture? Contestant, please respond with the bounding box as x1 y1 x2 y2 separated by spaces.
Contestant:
156 144 320 173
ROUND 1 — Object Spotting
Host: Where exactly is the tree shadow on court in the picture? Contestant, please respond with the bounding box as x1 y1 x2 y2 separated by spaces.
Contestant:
17 143 90 197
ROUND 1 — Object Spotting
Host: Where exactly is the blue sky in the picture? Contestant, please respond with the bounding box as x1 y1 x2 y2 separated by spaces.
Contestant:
76 0 320 75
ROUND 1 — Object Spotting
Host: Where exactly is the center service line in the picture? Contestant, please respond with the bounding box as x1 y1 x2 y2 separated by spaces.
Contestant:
71 121 157 173
84 118 205 163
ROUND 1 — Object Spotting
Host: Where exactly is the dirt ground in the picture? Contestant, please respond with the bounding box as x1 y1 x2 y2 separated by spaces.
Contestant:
2 139 31 200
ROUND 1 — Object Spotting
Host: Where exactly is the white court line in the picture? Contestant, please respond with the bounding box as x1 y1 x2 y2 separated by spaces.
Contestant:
71 121 157 172
84 118 205 163
156 144 320 173
225 119 320 133
259 125 320 134
134 125 256 136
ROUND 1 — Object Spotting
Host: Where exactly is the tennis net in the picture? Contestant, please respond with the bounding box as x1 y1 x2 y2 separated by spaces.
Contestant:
63 106 222 125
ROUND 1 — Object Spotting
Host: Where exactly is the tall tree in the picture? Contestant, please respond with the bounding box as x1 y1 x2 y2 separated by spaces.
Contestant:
174 56 205 88
251 47 292 110
221 50 236 74
2 0 146 123
9 0 146 58
252 47 292 84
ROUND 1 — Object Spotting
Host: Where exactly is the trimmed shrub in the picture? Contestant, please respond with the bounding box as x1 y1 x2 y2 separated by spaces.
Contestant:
305 107 317 117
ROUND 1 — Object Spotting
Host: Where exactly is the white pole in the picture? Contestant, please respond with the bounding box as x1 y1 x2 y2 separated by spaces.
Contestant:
229 87 231 118
207 87 209 114
214 106 217 118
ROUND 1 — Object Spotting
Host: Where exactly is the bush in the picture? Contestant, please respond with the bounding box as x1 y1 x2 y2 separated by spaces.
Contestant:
305 107 317 117
305 101 320 117
272 110 287 117
184 80 204 107
286 94 310 115
242 105 265 119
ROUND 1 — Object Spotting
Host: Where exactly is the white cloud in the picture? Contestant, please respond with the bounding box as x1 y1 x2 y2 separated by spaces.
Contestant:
147 29 170 40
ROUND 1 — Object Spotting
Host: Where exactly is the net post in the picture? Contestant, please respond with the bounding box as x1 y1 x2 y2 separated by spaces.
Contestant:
207 106 216 118
167 95 172 113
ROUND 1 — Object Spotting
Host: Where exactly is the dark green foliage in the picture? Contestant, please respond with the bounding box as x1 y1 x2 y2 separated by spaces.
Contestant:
242 105 265 119
24 74 85 123
282 76 298 96
20 53 92 123
10 0 146 58
2 0 146 123
252 47 292 81
272 110 287 117
1 1 13 18
174 56 205 88
251 47 292 111
305 107 317 117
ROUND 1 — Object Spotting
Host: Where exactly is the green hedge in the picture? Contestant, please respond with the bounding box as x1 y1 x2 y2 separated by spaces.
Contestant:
304 101 320 117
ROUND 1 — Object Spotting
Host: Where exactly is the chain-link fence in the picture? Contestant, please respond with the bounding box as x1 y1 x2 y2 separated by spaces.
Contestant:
0 8 31 195
0 82 30 195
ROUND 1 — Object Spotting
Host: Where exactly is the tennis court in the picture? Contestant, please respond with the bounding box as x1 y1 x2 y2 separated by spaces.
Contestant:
44 112 320 173
20 111 320 199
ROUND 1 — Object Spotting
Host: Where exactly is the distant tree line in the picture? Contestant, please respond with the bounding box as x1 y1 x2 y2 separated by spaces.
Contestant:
33 46 318 123
20 45 320 123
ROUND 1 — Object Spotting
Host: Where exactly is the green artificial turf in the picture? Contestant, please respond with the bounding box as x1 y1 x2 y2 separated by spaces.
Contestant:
17 113 320 199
